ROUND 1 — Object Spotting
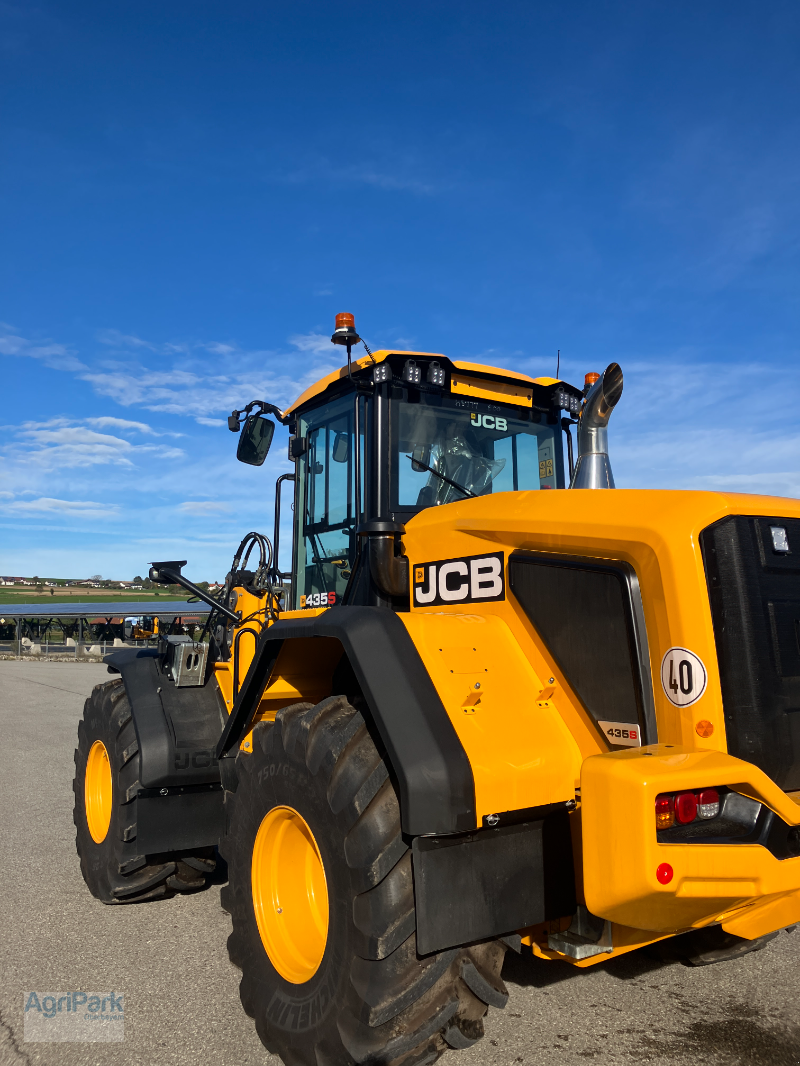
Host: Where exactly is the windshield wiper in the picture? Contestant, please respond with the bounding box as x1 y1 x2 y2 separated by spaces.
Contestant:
405 454 476 499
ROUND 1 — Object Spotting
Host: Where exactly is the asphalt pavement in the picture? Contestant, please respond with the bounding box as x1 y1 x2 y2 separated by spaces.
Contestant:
1 660 798 1066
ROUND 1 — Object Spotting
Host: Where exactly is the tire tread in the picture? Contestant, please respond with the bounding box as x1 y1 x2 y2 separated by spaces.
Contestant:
223 692 509 1065
73 679 218 905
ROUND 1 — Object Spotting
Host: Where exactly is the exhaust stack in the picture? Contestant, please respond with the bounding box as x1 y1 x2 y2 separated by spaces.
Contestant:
570 362 623 489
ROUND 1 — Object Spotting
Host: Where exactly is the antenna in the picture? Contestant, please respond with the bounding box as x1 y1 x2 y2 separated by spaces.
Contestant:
556 349 560 378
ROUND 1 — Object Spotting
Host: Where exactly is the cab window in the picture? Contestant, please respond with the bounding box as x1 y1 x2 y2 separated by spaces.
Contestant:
295 395 358 609
394 397 558 509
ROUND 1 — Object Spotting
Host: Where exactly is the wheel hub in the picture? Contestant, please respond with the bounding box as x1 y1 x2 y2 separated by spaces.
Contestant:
251 805 329 984
85 740 113 843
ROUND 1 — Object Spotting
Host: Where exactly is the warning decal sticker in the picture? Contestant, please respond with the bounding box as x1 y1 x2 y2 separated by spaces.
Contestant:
661 647 708 708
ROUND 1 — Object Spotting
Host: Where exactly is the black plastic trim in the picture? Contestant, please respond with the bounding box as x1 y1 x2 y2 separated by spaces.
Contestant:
480 800 574 829
657 789 800 859
104 647 226 789
701 514 800 791
136 788 225 854
216 606 477 836
412 809 575 954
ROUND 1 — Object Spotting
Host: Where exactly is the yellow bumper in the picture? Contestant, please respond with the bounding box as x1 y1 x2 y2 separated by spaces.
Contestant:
582 746 800 938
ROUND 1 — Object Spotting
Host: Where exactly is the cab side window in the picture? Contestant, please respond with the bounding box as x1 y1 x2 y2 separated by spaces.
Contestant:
296 398 358 608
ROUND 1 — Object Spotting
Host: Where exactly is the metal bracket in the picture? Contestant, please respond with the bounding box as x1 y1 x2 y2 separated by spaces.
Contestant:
548 905 613 959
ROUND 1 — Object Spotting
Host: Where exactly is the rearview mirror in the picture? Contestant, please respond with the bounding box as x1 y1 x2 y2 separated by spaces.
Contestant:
332 431 349 463
237 414 275 466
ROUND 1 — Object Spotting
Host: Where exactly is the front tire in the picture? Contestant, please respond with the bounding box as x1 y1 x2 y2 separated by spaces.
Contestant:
73 678 216 903
221 696 509 1066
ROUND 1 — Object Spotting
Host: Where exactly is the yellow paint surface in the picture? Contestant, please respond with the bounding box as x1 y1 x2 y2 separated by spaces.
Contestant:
450 374 533 406
581 745 800 932
402 611 581 818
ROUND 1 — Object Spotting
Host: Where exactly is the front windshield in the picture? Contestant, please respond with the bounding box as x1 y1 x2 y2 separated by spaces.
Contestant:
293 388 561 609
395 397 558 509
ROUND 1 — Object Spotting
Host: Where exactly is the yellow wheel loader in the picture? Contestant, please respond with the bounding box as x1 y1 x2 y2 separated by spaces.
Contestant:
73 311 800 1065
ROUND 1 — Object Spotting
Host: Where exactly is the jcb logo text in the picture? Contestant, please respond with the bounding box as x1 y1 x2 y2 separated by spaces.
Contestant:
413 553 505 607
470 413 507 430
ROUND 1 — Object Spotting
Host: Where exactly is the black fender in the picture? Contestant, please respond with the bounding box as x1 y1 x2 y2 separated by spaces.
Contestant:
216 606 477 836
104 647 227 789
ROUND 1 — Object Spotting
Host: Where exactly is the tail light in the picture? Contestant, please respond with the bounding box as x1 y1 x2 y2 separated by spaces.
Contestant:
697 789 720 819
655 787 722 830
675 791 698 824
655 793 675 829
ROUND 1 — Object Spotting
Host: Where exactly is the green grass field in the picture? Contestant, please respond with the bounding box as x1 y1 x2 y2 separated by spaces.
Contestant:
0 592 185 606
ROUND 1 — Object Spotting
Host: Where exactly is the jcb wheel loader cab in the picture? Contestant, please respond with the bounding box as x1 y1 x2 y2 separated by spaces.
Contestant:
221 697 508 1064
285 350 578 610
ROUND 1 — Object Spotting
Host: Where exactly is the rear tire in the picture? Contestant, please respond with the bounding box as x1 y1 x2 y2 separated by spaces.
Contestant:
221 695 509 1066
73 678 217 903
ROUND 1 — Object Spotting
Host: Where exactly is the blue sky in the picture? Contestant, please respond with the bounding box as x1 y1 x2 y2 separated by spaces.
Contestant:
2 1 800 581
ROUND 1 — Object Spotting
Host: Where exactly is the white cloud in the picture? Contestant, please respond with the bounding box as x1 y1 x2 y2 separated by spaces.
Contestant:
6 497 120 518
0 324 345 422
96 329 159 351
203 342 237 356
271 153 439 196
180 501 230 514
0 324 86 372
86 416 160 435
288 332 337 355
79 348 338 419
0 418 185 487
605 358 800 495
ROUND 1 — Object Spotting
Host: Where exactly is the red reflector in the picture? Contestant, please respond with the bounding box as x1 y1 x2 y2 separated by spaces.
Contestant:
675 791 698 824
655 793 675 830
656 862 673 885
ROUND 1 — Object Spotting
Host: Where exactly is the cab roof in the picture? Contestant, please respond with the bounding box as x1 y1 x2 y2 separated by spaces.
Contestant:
282 348 571 418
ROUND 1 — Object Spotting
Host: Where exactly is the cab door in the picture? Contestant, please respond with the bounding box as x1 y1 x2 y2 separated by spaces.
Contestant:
294 394 359 609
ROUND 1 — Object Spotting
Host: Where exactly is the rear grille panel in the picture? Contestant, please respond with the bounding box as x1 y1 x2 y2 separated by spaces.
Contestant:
508 553 656 747
701 515 800 791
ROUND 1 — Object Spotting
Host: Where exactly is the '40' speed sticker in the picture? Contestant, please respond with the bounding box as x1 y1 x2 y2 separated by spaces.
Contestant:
661 647 707 707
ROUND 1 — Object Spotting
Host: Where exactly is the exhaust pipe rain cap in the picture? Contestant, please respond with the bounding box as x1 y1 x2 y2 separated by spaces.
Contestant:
570 362 623 490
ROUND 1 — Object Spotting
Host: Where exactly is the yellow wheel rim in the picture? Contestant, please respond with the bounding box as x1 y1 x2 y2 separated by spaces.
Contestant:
251 805 329 984
85 740 113 843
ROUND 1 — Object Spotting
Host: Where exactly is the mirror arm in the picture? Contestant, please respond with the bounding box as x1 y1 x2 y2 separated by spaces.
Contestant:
149 561 240 624
228 400 287 432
